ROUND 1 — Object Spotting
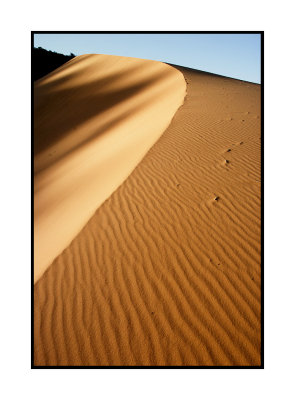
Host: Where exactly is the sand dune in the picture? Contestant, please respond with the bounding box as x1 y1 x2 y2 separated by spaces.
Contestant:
34 54 186 282
34 57 261 366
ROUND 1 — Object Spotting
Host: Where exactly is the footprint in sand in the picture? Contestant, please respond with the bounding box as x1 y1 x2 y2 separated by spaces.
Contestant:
220 117 233 122
224 141 243 154
208 195 220 205
209 258 223 270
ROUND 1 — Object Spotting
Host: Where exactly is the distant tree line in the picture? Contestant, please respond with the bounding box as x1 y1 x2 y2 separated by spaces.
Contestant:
32 47 76 81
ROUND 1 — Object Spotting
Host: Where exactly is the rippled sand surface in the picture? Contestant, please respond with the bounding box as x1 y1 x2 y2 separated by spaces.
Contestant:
34 56 261 366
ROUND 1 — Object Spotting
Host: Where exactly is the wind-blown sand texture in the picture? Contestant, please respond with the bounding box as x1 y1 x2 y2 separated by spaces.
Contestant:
34 55 261 366
34 55 186 282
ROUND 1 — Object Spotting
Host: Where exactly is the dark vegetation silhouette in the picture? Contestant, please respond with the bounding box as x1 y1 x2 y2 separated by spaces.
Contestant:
32 47 76 81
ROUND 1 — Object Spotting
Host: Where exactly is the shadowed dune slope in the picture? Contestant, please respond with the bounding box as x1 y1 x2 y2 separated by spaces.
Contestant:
34 54 186 282
34 62 261 366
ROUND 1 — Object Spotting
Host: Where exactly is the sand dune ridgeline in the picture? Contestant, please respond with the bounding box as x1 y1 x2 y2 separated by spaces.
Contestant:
34 57 261 366
34 54 186 282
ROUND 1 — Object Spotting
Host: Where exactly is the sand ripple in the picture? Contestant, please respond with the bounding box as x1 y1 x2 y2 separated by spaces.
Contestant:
34 61 261 366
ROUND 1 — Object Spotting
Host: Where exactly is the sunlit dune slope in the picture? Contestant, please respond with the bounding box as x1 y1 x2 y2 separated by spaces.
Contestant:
34 54 186 282
34 61 261 366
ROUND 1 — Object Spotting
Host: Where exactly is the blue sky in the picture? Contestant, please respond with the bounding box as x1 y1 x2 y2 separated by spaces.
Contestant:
34 33 261 83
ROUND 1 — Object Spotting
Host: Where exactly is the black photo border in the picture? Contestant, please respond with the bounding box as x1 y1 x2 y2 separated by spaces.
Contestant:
31 30 264 369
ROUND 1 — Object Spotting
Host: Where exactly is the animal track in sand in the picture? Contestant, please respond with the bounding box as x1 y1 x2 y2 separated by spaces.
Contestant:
219 116 234 122
218 155 231 171
207 194 221 205
209 257 224 271
223 141 243 154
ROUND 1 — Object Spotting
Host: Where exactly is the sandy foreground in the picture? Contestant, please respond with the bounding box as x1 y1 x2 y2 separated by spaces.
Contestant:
34 54 261 366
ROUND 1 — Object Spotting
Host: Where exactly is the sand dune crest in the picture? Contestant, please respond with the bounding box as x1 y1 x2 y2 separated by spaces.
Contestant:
34 58 261 366
34 54 186 282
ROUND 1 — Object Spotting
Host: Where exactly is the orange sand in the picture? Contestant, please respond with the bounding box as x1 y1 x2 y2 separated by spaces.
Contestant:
34 56 261 366
34 54 186 282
